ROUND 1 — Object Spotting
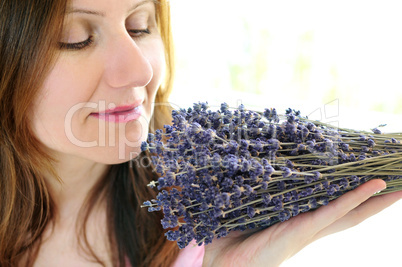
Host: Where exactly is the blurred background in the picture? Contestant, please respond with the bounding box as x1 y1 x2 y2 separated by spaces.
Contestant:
168 0 402 266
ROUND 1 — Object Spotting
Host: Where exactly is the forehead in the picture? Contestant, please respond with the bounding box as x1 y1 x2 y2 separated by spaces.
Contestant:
67 0 158 16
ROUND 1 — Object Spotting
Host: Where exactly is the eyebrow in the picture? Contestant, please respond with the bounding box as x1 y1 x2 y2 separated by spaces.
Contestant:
66 0 159 17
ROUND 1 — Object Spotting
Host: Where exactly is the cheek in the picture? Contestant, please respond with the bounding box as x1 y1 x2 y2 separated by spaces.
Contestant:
30 58 99 149
145 38 166 97
37 57 98 113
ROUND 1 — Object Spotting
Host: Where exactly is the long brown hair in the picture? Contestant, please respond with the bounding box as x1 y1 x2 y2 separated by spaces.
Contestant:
0 0 178 266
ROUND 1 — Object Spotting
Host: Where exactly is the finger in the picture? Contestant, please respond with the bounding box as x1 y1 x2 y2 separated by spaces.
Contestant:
305 179 387 237
313 190 402 241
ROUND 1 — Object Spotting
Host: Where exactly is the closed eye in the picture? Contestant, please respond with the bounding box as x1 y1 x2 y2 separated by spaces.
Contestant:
59 36 94 50
128 28 151 39
58 28 151 50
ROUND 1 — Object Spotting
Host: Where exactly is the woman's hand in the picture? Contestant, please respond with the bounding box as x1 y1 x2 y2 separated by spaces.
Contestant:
202 179 402 267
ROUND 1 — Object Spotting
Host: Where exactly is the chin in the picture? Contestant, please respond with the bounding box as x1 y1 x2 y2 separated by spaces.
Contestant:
87 146 142 165
100 136 146 165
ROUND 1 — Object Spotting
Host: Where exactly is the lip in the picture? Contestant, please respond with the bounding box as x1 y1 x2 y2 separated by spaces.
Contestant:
90 103 143 123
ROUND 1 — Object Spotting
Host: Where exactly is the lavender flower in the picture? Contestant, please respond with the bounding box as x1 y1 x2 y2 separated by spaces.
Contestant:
141 102 402 249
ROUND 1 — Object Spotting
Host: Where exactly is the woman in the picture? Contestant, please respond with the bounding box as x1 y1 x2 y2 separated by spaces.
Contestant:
0 0 401 266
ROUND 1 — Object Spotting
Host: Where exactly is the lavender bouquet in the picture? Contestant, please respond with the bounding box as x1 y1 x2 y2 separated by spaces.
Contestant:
141 102 402 249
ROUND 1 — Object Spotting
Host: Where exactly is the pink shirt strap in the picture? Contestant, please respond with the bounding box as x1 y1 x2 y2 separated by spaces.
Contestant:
171 241 205 267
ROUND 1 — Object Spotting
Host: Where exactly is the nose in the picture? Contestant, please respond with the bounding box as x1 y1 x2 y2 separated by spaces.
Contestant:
103 33 153 89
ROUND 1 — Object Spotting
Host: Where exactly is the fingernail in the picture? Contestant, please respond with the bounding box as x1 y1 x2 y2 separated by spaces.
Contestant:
374 183 387 195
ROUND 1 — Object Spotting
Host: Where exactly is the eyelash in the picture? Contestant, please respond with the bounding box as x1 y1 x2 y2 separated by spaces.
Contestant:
59 36 94 50
59 28 151 51
128 28 151 38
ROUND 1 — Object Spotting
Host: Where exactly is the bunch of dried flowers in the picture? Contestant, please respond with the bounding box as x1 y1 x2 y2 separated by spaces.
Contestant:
141 102 402 249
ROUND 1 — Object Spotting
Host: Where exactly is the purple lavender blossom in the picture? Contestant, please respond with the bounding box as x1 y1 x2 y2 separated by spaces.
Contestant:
141 102 402 249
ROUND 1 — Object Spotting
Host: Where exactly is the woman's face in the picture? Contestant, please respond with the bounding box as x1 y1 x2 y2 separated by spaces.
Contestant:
30 0 164 164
